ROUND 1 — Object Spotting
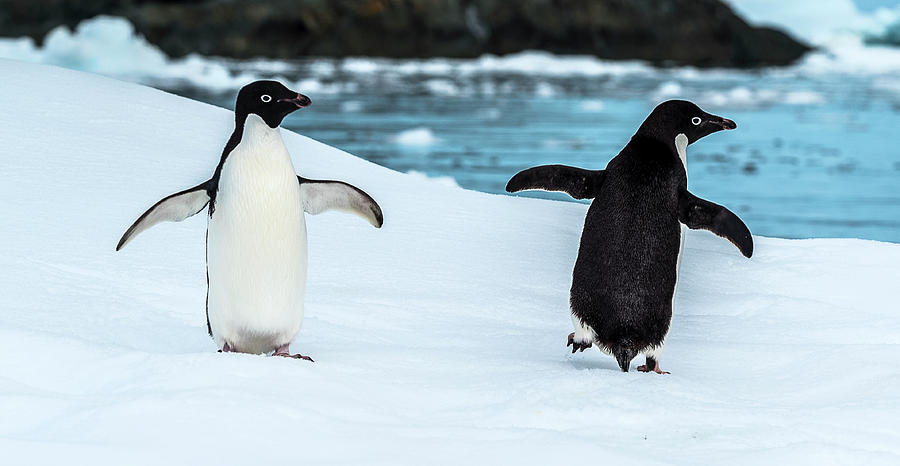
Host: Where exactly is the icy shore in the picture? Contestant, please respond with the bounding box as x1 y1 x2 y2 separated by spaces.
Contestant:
0 61 898 465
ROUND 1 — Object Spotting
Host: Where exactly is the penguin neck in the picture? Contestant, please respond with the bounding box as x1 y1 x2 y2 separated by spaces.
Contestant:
674 133 688 172
237 113 282 150
211 113 286 215
630 132 688 172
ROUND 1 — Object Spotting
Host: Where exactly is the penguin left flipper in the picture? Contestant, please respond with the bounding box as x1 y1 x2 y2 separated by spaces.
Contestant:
505 165 606 200
678 190 754 258
116 181 213 251
298 176 384 228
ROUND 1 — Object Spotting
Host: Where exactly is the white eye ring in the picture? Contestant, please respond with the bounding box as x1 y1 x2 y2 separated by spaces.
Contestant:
691 116 702 125
260 94 272 103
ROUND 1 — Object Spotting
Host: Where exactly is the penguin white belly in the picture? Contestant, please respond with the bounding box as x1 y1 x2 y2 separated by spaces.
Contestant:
206 115 307 354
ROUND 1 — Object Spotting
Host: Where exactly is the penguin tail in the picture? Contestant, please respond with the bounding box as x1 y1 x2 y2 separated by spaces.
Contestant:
613 345 638 372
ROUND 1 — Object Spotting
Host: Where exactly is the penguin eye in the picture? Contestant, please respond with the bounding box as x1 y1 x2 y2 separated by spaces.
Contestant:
260 95 272 103
691 116 702 126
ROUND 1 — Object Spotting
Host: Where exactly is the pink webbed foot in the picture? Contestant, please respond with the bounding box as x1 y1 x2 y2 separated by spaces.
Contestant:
636 357 670 374
273 344 314 362
218 341 235 353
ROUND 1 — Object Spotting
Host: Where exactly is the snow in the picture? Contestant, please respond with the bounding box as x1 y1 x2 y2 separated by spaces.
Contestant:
1 59 899 465
405 170 461 188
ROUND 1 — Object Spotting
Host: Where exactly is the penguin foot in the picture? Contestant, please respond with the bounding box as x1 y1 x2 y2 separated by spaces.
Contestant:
273 351 314 362
636 357 670 374
218 342 235 353
273 343 314 362
567 332 593 353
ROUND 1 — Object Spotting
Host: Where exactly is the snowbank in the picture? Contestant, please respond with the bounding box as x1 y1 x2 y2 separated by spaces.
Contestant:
0 60 898 465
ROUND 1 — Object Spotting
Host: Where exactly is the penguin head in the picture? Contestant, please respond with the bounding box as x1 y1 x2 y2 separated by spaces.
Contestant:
636 100 736 146
235 80 311 128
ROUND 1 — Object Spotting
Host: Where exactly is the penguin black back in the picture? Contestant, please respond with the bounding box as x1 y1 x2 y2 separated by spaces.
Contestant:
571 136 685 367
507 100 751 373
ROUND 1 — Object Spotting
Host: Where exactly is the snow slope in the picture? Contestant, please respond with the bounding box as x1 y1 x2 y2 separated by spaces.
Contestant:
0 60 898 465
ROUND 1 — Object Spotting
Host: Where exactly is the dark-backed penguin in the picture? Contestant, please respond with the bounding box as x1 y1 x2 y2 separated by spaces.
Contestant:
117 80 383 361
506 100 752 373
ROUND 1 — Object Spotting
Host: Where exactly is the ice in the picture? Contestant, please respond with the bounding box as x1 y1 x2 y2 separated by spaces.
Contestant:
651 81 825 109
339 100 365 113
405 170 461 188
423 79 461 96
697 87 824 108
579 99 606 112
0 60 898 465
389 127 441 146
782 90 827 105
0 16 255 90
653 81 684 101
727 0 900 44
2 14 900 101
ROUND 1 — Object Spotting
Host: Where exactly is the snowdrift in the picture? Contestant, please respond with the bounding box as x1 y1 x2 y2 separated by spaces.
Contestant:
0 60 898 465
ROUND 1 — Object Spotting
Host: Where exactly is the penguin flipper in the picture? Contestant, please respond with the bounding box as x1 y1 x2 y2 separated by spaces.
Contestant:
505 165 605 200
298 177 383 228
678 190 753 258
116 181 212 251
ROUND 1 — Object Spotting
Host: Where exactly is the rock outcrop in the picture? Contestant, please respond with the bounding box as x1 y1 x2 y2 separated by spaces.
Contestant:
0 0 811 67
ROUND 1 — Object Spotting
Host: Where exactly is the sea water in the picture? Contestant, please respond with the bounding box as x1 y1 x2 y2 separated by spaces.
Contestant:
1 16 898 242
177 56 900 243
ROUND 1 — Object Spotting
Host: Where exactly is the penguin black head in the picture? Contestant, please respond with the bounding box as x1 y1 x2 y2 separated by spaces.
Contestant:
235 80 311 128
636 100 736 146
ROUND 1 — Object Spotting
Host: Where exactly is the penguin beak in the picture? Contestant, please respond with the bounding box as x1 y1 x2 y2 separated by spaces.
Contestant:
278 93 311 109
712 117 737 130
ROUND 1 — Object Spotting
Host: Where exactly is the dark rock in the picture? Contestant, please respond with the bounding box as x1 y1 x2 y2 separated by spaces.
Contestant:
0 0 811 67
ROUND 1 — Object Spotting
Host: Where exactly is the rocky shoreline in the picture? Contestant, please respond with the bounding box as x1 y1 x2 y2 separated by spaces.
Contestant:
0 0 811 67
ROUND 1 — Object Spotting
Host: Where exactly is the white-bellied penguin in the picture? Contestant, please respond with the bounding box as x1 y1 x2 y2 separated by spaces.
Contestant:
117 80 384 361
506 100 752 373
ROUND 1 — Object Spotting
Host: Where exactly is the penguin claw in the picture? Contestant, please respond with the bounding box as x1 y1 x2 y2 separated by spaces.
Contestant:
567 332 592 353
636 364 670 374
274 352 314 362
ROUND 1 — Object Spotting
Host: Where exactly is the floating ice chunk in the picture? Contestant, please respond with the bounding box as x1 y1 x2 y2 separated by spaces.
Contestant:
390 127 440 146
654 81 684 101
579 100 605 112
0 37 41 63
783 90 826 105
424 79 460 96
534 82 556 97
696 87 824 108
31 16 167 76
340 100 365 113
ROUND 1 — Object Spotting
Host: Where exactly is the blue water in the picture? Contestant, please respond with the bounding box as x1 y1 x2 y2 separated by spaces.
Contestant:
174 63 900 243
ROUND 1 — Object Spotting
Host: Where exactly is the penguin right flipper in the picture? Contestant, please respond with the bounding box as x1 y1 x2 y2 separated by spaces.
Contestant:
678 190 753 258
116 181 213 251
505 165 605 200
298 177 384 228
